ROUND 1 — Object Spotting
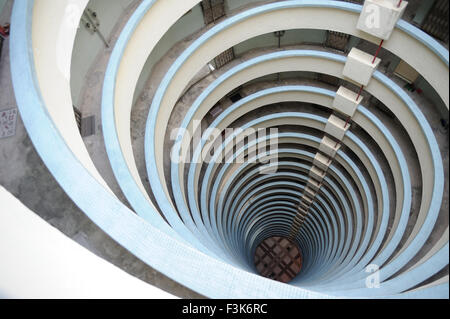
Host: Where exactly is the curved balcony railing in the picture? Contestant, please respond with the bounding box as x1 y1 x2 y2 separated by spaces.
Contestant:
9 0 449 298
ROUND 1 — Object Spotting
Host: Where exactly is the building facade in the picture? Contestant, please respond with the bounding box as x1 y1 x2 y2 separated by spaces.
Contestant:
0 0 448 298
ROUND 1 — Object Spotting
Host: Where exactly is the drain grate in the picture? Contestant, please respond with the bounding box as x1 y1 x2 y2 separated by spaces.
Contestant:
0 108 18 139
254 236 302 283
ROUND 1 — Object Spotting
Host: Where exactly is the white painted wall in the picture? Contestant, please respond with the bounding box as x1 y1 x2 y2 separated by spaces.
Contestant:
0 0 7 15
234 29 326 57
71 0 135 107
132 4 205 104
0 186 176 299
0 0 10 25
33 0 113 193
70 0 205 107
415 75 449 120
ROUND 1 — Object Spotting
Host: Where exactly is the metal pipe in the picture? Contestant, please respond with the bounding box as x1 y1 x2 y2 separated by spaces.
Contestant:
372 39 384 63
344 116 351 128
83 10 109 48
356 85 364 100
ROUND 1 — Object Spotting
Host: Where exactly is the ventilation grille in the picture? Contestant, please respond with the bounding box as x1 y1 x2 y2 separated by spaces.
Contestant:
214 48 235 69
326 31 350 52
201 0 225 25
422 0 449 44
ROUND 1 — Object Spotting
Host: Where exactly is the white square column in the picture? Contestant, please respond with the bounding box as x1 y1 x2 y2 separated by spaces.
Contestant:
307 178 322 192
291 217 303 231
313 152 331 171
319 135 341 158
357 0 408 40
304 185 318 198
297 207 308 218
291 210 307 229
301 195 313 206
325 114 350 141
310 166 326 182
333 86 363 117
299 200 310 210
343 48 381 86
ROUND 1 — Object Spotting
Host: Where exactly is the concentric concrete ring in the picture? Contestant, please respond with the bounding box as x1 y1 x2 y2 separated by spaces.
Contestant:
10 0 448 298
